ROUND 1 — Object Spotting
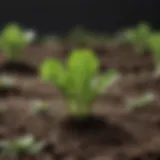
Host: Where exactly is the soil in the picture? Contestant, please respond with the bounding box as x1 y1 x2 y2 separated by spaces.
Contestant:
0 41 160 160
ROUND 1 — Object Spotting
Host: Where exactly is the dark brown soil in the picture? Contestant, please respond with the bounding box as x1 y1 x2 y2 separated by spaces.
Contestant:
0 42 160 160
0 61 37 76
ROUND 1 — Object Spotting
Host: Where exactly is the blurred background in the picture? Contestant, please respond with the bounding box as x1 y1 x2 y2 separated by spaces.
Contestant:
0 0 159 35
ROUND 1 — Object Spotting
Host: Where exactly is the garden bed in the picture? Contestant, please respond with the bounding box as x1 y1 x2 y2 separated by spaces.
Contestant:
0 41 160 160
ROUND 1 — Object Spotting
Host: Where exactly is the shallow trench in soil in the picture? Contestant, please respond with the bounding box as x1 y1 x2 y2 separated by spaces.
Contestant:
0 43 160 160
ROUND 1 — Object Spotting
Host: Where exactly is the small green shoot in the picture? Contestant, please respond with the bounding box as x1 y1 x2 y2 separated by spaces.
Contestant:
126 93 155 111
40 49 118 118
0 23 36 61
29 100 50 115
0 134 46 157
123 23 152 53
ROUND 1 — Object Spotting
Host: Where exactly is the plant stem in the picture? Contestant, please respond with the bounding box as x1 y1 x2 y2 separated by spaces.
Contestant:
66 99 91 119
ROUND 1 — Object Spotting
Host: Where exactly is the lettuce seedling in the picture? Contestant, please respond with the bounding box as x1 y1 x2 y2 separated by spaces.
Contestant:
40 49 118 118
123 23 152 53
0 23 36 61
0 134 46 157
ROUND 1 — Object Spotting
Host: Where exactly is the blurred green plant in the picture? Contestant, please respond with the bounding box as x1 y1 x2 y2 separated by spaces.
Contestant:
0 134 46 157
40 48 118 118
122 23 152 53
0 23 36 61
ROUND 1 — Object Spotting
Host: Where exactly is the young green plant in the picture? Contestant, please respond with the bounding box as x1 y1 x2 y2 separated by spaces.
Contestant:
0 23 36 61
0 134 46 157
123 23 152 53
40 49 118 118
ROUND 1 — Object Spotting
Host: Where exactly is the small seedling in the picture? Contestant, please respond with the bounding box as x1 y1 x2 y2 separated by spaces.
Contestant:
0 134 46 157
126 93 155 111
29 100 50 115
40 49 118 118
0 23 36 61
123 23 152 53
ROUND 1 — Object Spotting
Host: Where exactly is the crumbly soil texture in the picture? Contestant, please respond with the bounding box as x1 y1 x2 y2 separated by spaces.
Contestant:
0 42 160 160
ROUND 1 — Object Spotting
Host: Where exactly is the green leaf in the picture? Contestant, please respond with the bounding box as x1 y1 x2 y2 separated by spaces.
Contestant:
97 70 119 93
87 70 118 104
1 24 25 44
66 49 99 97
10 135 34 152
0 23 27 60
0 135 45 156
40 48 119 118
123 23 151 52
40 58 66 88
136 23 151 37
148 33 160 59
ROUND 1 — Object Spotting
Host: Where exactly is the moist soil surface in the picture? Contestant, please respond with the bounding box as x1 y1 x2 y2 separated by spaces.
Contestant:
0 42 160 160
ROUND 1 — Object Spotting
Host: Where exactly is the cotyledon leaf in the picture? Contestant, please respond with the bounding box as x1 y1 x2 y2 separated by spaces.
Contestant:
40 58 66 87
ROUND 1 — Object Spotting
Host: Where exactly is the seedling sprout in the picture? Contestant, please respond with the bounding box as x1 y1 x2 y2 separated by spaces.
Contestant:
123 23 152 53
0 134 46 157
40 48 119 118
0 23 36 61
